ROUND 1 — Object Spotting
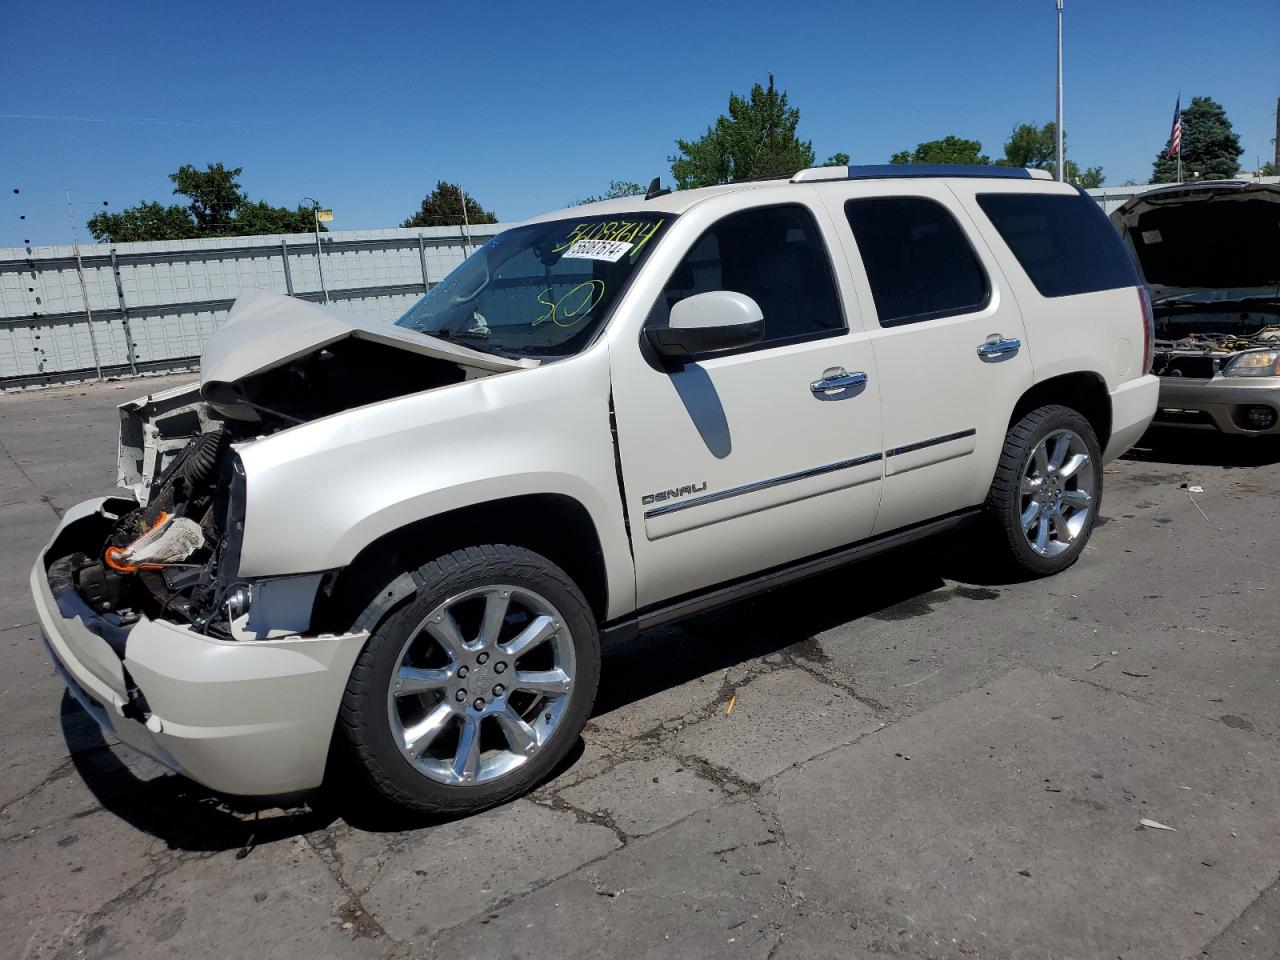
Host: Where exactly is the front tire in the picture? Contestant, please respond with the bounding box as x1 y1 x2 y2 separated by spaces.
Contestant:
338 545 600 815
984 404 1102 576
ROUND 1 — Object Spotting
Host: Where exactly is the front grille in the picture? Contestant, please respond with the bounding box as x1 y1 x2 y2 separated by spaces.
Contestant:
1153 354 1219 379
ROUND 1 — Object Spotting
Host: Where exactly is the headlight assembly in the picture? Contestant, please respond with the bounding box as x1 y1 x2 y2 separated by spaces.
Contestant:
1222 349 1280 377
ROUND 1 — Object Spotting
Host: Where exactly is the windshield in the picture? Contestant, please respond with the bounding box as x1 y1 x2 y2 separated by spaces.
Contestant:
396 213 671 357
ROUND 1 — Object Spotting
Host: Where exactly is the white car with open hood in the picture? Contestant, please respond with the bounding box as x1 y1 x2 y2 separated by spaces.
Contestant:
32 165 1158 813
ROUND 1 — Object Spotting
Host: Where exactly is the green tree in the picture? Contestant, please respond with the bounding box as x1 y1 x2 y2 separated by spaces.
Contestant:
998 121 1104 187
1001 122 1057 169
890 135 990 166
576 180 646 205
1073 165 1105 189
233 199 322 236
670 75 835 188
1151 96 1242 182
169 163 243 233
824 153 850 166
87 200 195 242
87 163 317 242
402 181 498 227
1260 161 1277 177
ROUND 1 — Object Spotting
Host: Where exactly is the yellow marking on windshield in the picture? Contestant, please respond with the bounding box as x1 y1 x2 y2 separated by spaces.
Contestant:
532 281 606 328
627 219 665 259
550 219 666 261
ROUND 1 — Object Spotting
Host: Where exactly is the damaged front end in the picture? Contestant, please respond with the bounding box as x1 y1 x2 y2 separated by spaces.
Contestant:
33 288 538 794
82 288 534 635
63 385 249 636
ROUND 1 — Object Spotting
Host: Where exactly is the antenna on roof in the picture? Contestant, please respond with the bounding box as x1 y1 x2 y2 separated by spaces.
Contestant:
645 177 671 200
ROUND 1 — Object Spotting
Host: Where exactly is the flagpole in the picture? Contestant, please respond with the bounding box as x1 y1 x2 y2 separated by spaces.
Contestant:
1055 0 1064 182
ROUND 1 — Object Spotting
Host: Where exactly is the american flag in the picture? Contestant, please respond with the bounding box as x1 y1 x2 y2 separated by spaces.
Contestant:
1168 95 1182 158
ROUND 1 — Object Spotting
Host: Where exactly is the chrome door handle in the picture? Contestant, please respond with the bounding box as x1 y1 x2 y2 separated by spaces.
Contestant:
977 336 1021 361
810 368 868 400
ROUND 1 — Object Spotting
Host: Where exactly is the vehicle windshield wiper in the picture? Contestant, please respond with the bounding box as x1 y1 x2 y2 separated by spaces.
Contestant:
422 327 533 360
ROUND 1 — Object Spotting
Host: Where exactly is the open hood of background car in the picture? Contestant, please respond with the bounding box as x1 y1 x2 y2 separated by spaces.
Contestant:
200 289 536 389
1110 182 1280 292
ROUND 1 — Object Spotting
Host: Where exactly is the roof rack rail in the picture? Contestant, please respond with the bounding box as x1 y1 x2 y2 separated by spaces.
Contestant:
791 164 1053 183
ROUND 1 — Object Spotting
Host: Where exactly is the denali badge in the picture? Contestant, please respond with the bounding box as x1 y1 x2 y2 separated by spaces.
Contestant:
642 482 708 505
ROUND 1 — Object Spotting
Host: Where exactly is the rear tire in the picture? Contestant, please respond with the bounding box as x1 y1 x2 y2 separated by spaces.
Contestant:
338 545 600 815
984 404 1102 576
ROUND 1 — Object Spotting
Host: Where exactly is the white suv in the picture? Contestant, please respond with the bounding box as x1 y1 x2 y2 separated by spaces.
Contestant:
32 164 1158 813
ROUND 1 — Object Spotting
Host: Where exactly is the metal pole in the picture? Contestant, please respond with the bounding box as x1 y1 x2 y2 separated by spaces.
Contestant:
302 196 328 304
313 206 328 304
109 248 138 375
280 237 294 295
417 234 430 292
460 189 473 256
1273 96 1279 174
66 189 104 381
1055 0 1065 182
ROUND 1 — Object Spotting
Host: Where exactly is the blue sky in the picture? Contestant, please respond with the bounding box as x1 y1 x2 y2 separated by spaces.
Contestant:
3 0 1277 247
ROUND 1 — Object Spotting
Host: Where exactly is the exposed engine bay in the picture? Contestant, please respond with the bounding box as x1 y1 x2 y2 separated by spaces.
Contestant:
1151 306 1280 379
51 300 524 640
56 417 242 636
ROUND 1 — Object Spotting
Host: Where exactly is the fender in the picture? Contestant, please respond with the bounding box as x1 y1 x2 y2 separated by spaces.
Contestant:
234 346 638 619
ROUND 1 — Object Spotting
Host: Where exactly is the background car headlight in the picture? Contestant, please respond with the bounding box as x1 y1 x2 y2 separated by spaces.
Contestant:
1222 349 1280 377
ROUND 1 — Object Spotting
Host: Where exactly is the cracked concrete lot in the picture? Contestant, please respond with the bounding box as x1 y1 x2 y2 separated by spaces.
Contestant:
3 375 1280 959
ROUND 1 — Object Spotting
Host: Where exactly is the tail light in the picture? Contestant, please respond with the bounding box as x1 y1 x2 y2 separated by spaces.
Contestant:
1137 287 1154 374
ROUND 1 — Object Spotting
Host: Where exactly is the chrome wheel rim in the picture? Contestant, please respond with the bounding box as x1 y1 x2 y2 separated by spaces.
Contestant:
1020 428 1095 558
386 584 575 786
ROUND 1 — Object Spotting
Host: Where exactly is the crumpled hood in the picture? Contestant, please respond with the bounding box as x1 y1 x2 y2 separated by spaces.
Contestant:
1111 182 1280 291
200 289 536 390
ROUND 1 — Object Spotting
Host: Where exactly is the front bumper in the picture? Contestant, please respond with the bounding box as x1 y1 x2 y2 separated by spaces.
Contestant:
1153 377 1280 436
33 497 368 796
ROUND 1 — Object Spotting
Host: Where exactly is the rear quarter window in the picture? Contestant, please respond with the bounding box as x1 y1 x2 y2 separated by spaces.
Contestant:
976 192 1139 298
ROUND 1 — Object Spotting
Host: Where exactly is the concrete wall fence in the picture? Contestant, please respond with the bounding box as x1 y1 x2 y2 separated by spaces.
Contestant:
0 223 504 389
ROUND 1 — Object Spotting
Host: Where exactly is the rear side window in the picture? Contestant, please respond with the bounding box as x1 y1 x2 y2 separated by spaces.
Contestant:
976 192 1138 298
844 197 990 327
660 204 844 349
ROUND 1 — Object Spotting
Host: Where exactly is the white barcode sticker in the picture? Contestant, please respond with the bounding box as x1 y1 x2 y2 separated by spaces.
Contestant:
562 239 633 262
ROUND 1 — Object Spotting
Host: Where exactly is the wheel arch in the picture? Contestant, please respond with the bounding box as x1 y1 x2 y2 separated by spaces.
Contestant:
1009 371 1111 451
311 493 612 635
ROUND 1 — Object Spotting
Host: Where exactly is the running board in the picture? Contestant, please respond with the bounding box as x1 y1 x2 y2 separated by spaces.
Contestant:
601 509 980 646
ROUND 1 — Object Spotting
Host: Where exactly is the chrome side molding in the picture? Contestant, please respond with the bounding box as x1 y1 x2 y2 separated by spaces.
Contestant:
643 452 883 519
886 428 977 458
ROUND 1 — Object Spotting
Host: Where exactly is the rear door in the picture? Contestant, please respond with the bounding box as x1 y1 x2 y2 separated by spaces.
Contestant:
820 181 1035 535
609 192 885 608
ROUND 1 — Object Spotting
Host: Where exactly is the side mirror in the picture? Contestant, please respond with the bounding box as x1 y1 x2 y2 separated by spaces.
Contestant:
646 291 764 360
